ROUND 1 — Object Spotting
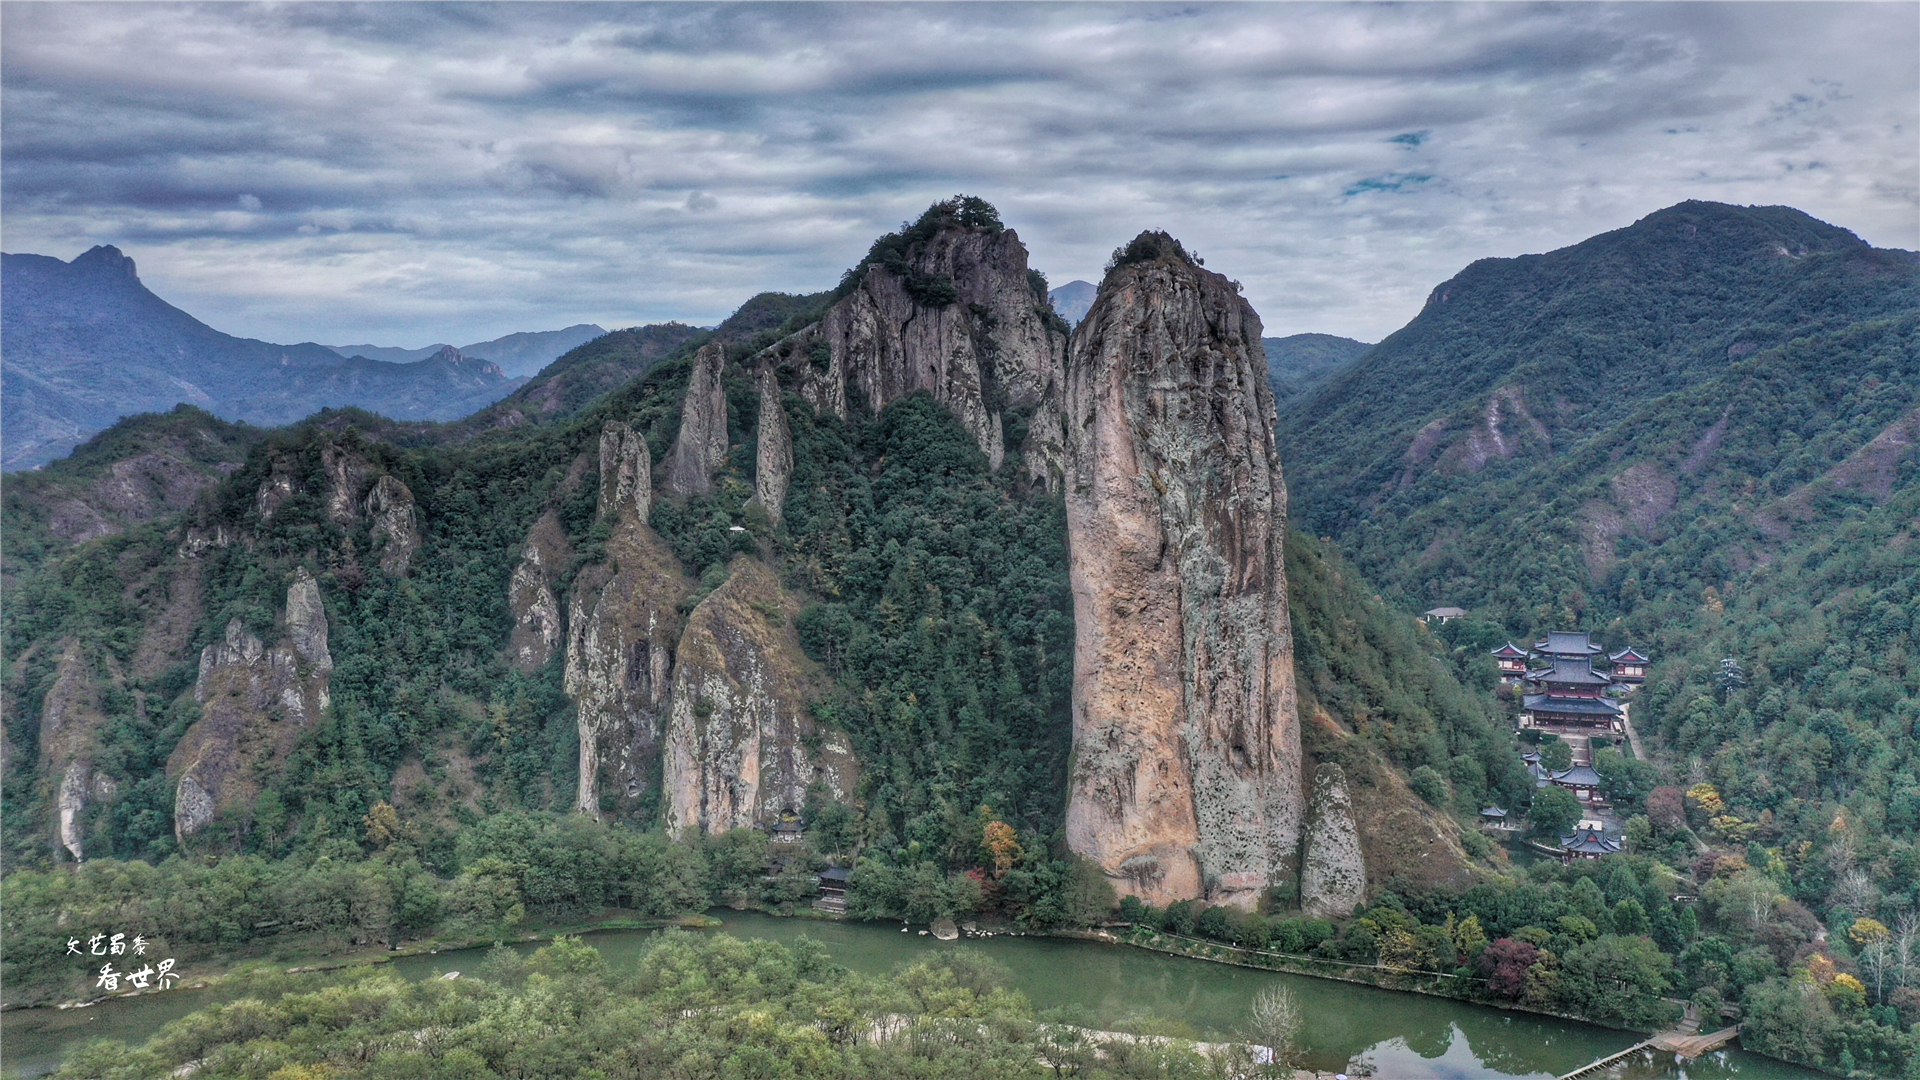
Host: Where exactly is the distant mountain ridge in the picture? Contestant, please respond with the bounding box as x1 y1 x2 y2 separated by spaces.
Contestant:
1263 332 1372 405
325 323 608 378
1047 279 1097 325
0 246 530 469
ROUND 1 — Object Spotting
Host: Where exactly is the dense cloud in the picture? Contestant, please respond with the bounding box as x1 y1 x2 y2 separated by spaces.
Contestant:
3 2 1914 345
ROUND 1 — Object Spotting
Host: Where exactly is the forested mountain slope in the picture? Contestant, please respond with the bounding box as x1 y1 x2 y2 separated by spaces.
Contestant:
1275 202 1920 1059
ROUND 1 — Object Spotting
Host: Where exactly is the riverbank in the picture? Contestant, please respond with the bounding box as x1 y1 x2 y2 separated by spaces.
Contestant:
1109 923 1670 1037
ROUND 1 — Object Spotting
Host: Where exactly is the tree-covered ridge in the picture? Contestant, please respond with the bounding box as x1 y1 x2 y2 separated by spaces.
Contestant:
1262 333 1371 406
1282 201 1910 540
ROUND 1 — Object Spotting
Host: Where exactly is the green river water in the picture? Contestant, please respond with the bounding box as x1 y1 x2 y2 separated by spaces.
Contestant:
2 910 1830 1079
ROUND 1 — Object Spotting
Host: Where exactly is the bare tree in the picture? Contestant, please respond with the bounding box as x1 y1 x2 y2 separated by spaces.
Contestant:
1894 912 1920 990
1245 985 1303 1075
1859 938 1895 1002
1828 868 1878 914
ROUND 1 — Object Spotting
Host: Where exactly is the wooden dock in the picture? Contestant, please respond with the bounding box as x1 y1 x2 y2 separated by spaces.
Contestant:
1554 1014 1739 1080
1650 1025 1741 1058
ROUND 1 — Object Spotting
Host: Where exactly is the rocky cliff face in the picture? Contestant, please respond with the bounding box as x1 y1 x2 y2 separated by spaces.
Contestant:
565 515 692 820
599 420 653 522
796 219 1068 480
169 568 333 841
664 343 729 496
36 641 113 861
1300 762 1367 917
363 474 420 575
1062 236 1302 909
507 511 572 672
661 559 855 835
749 369 793 525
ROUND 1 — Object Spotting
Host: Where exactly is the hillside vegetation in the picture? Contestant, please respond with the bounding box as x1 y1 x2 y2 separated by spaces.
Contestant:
1279 201 1920 1074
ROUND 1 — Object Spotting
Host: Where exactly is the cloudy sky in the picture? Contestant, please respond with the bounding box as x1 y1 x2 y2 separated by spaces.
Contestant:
3 2 1915 348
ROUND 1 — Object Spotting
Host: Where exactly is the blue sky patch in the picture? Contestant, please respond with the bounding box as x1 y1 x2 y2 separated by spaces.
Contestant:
1344 173 1435 196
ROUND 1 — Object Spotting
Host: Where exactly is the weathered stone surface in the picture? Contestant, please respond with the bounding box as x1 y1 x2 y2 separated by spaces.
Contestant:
749 369 792 524
363 474 421 575
57 761 93 862
171 572 333 841
599 420 652 522
38 641 110 861
1063 237 1301 909
798 221 1069 480
664 342 729 496
506 510 572 672
286 567 332 680
1300 763 1367 918
176 523 238 560
662 558 856 835
565 516 692 819
319 439 369 525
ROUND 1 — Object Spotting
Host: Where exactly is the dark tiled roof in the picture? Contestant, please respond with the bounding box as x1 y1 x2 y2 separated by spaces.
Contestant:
1533 631 1602 657
817 866 852 883
1551 764 1604 787
1523 657 1613 686
1480 806 1509 817
1523 694 1623 717
1559 828 1623 855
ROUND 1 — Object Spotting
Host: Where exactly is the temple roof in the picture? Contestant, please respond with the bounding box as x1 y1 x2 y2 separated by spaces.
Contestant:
1425 606 1467 619
1524 657 1613 686
1558 827 1623 855
1491 642 1530 658
1480 806 1508 817
1551 764 1604 786
1533 630 1602 657
817 866 852 883
1523 694 1623 717
1609 647 1650 663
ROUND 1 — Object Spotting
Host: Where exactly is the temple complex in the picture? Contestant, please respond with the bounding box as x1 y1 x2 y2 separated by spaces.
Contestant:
1497 630 1650 737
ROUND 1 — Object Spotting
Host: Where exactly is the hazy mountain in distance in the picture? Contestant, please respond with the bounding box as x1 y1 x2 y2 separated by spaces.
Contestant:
0 246 525 469
1262 333 1372 404
1047 279 1097 325
326 324 610 378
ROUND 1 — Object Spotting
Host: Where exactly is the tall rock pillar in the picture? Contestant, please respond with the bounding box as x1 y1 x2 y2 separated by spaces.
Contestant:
1063 234 1302 909
665 342 729 496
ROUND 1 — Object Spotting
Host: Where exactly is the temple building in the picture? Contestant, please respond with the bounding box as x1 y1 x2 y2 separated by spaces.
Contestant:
1559 824 1624 861
1522 656 1624 733
1492 642 1531 683
1608 647 1651 684
1492 630 1649 736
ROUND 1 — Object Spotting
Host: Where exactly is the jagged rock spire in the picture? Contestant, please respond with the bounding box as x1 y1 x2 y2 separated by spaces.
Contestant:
1063 233 1301 909
665 342 728 496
